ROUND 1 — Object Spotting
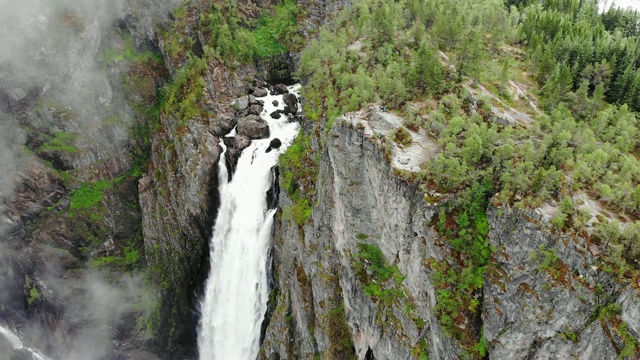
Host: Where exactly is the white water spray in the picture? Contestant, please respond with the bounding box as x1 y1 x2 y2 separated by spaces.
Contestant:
198 85 301 359
0 324 50 360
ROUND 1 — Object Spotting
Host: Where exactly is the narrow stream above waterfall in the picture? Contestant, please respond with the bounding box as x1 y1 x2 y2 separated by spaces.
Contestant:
197 84 301 359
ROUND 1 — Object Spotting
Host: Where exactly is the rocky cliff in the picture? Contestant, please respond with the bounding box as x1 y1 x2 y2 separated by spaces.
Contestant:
261 111 640 358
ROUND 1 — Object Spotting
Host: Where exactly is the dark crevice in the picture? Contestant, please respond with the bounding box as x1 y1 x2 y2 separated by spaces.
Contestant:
365 347 375 360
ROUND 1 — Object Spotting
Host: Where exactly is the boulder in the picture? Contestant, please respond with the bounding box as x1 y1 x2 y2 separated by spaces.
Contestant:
272 100 279 107
231 96 249 111
249 104 263 116
7 88 27 102
253 88 268 97
248 95 264 106
265 138 282 153
273 83 289 95
237 115 270 139
283 93 298 115
269 110 282 119
210 114 236 136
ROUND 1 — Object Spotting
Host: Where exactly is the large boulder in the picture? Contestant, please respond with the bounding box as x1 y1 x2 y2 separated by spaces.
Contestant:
253 88 268 97
272 83 289 95
210 113 236 136
237 115 270 139
283 93 298 115
7 88 27 102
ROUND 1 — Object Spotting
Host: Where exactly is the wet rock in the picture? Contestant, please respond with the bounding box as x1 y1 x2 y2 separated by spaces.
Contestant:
272 100 279 107
269 110 282 119
253 88 268 97
249 104 263 116
237 115 270 139
272 83 289 95
266 166 279 209
282 93 298 115
265 138 282 153
223 135 251 179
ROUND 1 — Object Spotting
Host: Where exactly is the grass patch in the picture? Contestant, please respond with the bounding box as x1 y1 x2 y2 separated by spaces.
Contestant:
70 180 113 210
89 247 141 270
39 131 79 154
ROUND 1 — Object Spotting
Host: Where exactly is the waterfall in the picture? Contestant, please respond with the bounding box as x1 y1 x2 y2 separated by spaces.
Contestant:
198 85 301 359
0 325 50 360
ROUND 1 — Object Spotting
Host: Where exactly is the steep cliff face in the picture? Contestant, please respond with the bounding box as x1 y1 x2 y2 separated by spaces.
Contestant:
263 116 640 358
262 121 460 359
483 205 640 359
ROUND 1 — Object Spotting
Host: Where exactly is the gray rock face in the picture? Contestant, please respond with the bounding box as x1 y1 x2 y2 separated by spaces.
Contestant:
264 115 640 359
483 205 637 359
262 121 459 359
237 115 270 139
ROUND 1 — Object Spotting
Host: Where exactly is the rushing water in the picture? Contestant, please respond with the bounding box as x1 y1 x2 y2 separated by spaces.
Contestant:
198 85 301 359
0 325 50 360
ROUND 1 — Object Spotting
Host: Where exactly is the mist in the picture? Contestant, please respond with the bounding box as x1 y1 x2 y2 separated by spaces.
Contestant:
0 0 178 359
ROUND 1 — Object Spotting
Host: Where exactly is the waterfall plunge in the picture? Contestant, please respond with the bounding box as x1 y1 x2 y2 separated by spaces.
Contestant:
198 85 301 359
0 325 50 360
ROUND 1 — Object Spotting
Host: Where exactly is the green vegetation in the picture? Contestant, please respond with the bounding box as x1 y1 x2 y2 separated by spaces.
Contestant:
280 134 316 225
160 0 302 67
252 0 302 58
38 131 79 154
389 126 412 147
70 180 113 210
325 303 357 359
430 180 493 352
102 33 163 64
24 276 41 307
352 242 405 305
89 247 141 270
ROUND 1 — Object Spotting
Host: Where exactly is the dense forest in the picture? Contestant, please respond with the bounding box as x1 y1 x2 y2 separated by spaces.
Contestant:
289 0 640 355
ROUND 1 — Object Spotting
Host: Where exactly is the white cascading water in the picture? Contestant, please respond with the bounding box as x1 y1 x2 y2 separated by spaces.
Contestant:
198 85 302 359
0 324 50 360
